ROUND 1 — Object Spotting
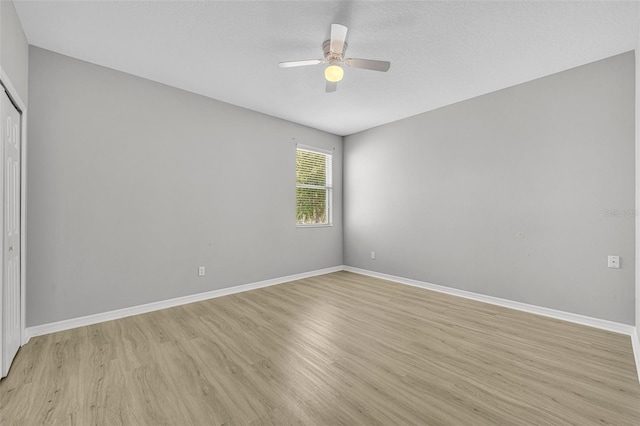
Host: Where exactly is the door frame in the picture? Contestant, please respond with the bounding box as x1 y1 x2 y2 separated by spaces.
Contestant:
0 66 27 351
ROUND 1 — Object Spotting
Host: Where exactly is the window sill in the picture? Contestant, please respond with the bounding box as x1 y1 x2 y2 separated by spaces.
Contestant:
296 224 333 228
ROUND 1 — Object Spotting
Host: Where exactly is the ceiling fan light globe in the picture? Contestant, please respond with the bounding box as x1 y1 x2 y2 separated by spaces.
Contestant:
325 65 344 82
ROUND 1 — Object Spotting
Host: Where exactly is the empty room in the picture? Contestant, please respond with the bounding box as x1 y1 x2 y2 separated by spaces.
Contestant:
1 0 640 424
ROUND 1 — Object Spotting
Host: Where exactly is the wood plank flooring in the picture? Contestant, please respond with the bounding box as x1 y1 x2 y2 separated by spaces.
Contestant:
1 271 639 425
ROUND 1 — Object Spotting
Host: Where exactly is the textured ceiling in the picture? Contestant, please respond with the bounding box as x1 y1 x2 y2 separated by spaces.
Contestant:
14 1 640 136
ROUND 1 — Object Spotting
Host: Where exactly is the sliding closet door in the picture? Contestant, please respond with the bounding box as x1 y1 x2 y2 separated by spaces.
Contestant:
1 88 21 378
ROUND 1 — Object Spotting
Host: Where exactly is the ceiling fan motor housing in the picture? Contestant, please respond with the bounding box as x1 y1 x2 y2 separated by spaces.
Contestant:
323 40 347 63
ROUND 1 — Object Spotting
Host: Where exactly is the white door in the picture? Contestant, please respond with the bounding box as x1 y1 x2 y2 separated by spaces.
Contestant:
1 89 21 378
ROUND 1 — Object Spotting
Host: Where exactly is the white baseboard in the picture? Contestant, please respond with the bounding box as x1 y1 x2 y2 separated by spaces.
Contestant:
24 264 640 383
344 266 640 383
343 266 636 336
25 265 343 341
632 330 640 383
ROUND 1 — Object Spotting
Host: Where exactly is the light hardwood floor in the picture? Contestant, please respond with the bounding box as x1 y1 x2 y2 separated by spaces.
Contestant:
1 271 639 425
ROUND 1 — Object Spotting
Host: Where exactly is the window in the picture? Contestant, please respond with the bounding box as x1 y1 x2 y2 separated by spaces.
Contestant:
296 145 333 226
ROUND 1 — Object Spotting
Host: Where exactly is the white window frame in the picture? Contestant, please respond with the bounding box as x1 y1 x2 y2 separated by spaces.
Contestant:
296 144 333 227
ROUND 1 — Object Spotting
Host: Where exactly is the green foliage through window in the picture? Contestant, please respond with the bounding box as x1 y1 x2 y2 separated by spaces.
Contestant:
296 147 332 225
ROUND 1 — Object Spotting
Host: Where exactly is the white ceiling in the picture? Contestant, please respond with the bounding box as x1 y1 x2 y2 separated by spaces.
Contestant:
14 1 640 136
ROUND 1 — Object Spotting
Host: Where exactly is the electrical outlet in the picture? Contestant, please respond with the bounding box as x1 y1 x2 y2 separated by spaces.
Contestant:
607 256 620 269
198 266 206 276
371 251 376 260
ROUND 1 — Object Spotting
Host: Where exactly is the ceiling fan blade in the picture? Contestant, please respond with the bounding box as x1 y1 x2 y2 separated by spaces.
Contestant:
344 58 391 72
330 24 348 55
278 59 323 68
326 81 337 93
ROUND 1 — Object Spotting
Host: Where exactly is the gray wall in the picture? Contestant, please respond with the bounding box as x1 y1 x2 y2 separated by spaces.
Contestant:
27 46 342 326
0 0 28 104
636 46 639 335
344 52 635 325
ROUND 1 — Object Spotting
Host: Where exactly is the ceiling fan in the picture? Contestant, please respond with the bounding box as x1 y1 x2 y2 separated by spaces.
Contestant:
279 24 391 93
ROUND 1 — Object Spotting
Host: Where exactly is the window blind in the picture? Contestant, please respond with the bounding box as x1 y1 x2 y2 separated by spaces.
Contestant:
296 145 333 225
